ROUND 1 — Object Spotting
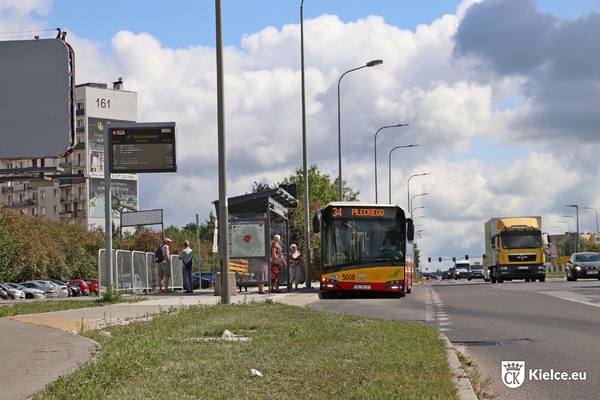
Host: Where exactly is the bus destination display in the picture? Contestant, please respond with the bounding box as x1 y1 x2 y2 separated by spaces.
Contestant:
329 206 396 218
110 123 177 173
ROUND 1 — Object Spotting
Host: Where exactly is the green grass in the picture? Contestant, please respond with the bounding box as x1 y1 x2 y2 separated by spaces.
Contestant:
34 300 458 400
546 271 565 279
0 294 142 318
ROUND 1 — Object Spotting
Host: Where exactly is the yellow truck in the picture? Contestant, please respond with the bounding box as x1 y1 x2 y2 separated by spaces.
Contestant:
484 217 549 283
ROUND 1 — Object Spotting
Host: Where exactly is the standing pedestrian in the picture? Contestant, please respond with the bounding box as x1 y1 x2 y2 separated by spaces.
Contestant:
179 240 194 293
289 244 302 291
270 234 286 293
156 238 172 293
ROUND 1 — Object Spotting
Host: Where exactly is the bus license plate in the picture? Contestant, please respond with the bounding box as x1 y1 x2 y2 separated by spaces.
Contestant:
354 285 371 290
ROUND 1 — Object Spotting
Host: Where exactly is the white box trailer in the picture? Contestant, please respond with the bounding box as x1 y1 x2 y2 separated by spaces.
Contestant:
484 216 547 283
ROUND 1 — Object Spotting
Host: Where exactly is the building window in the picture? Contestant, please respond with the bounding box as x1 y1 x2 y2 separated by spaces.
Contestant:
31 208 35 216
77 118 84 128
41 207 46 216
76 102 84 111
54 189 58 197
41 191 46 199
54 206 58 214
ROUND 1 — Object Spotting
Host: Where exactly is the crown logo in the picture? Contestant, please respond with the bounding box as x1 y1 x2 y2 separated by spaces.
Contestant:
503 362 522 371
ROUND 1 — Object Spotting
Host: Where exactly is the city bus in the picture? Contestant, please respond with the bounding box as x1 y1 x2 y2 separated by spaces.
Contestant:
313 202 414 298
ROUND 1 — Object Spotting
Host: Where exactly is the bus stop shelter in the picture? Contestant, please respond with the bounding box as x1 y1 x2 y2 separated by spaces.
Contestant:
213 186 297 292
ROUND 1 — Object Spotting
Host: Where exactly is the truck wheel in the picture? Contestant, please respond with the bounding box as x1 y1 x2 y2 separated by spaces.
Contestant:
399 291 406 298
491 276 496 284
468 277 472 281
498 279 504 283
525 278 530 282
572 276 577 282
539 277 545 282
566 274 571 282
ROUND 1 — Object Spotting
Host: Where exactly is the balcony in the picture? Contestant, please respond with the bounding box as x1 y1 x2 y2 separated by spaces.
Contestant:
1 186 14 194
74 142 86 150
75 210 86 218
60 195 73 203
76 108 84 116
59 211 73 219
12 183 31 192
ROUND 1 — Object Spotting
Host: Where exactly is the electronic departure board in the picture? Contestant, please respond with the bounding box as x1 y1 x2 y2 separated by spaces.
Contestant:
109 122 177 173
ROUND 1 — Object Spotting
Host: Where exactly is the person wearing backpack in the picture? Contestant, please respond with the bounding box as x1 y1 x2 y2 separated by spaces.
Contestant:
155 238 172 293
178 240 194 293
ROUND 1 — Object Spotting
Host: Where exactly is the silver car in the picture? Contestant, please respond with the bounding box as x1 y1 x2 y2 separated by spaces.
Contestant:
20 281 59 298
47 281 70 298
5 283 45 299
0 283 25 300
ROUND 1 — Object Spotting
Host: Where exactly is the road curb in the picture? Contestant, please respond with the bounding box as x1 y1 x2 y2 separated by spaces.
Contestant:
440 333 479 400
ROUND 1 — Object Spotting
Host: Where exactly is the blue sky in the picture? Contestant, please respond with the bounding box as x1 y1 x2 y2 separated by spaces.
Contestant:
33 0 599 48
2 0 600 269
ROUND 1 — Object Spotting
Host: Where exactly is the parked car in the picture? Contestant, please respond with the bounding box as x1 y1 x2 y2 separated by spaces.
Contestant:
192 271 216 289
20 281 59 298
470 265 485 279
65 279 91 296
1 283 25 300
80 278 100 295
50 279 81 297
0 288 8 300
4 283 45 299
566 252 600 281
47 280 70 297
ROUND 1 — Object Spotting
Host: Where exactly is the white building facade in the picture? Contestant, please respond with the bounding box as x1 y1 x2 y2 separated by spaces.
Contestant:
0 80 139 230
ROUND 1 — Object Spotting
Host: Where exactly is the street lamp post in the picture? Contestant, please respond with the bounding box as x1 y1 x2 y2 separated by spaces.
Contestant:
566 205 580 252
412 205 426 216
300 0 311 288
583 206 599 244
337 59 383 201
557 220 572 255
388 144 419 204
406 173 430 216
564 208 580 253
374 124 408 203
549 225 564 234
410 192 429 215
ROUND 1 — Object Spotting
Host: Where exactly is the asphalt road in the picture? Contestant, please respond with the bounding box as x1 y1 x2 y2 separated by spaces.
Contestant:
426 278 600 400
307 278 600 399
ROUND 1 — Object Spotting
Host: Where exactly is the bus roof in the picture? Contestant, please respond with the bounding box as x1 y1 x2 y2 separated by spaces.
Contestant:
324 202 408 211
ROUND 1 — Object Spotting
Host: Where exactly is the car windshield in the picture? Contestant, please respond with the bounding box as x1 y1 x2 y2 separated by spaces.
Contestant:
575 254 600 262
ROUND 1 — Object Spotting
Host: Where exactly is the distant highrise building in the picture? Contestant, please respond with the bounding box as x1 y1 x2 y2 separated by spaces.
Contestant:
0 79 139 231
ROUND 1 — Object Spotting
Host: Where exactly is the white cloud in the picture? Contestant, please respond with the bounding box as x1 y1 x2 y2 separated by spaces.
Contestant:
3 0 600 264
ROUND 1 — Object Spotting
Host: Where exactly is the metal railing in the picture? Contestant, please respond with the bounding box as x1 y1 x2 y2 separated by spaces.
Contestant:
98 249 184 293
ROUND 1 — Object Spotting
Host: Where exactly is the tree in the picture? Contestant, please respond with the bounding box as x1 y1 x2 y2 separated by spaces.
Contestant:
278 164 361 276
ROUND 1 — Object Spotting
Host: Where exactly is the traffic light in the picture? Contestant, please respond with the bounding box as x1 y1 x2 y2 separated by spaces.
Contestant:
428 257 431 262
452 257 456 262
465 255 469 260
438 257 442 262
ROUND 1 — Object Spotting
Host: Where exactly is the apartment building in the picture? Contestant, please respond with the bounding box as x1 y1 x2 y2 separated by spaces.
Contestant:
0 79 139 230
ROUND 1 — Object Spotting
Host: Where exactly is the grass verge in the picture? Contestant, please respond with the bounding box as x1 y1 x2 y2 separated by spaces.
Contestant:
456 350 501 399
0 293 143 318
35 300 458 400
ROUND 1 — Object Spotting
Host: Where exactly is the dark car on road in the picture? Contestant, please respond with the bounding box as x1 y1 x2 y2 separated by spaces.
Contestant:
566 252 600 281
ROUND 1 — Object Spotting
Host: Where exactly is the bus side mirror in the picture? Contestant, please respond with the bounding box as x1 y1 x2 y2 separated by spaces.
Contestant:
407 218 414 241
312 210 322 234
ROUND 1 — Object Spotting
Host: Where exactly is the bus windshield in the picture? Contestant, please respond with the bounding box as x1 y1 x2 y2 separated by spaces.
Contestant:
322 217 405 267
